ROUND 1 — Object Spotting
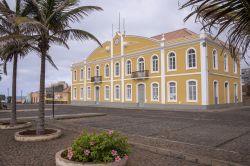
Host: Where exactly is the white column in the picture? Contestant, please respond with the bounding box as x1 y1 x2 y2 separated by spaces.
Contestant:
110 39 114 102
160 34 166 104
121 34 125 102
83 60 87 101
200 31 209 105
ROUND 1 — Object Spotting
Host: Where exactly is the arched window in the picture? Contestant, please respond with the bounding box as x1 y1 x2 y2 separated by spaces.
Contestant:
126 60 132 75
105 64 110 77
168 52 176 70
233 60 237 74
152 55 159 72
187 49 196 69
115 62 120 76
151 83 159 101
87 67 91 80
168 82 177 102
212 49 218 70
187 80 197 102
80 68 84 80
95 65 100 76
115 85 120 100
224 54 228 72
104 86 110 100
138 57 145 72
126 84 132 100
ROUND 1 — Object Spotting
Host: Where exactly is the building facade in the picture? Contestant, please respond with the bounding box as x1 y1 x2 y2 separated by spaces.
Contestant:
71 28 242 109
242 68 250 85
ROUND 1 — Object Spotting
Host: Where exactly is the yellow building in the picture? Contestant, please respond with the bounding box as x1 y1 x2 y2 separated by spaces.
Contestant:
71 28 242 109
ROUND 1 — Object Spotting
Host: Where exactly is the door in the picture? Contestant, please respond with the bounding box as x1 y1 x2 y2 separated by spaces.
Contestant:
234 84 238 103
214 81 218 105
225 82 229 104
95 86 100 104
138 84 145 107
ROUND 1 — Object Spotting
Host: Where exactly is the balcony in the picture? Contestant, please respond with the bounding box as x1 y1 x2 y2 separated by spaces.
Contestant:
131 70 149 80
91 76 102 84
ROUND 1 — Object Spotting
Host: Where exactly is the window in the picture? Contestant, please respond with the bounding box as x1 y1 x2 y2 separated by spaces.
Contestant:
74 70 77 81
115 62 120 76
87 67 91 80
233 60 237 74
168 52 176 71
187 80 197 102
80 87 84 99
87 87 91 99
168 82 177 102
151 83 159 101
224 54 228 72
105 86 110 100
126 60 132 75
105 64 110 77
212 50 218 70
152 55 159 72
187 49 196 69
80 68 84 80
115 85 120 100
73 87 77 99
95 65 100 76
138 57 145 72
126 84 132 100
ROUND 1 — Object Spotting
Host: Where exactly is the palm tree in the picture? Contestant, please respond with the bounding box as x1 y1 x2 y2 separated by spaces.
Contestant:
0 63 3 81
0 0 41 126
23 0 102 135
180 0 250 59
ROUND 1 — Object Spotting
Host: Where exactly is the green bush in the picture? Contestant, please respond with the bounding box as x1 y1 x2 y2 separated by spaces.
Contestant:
62 130 130 163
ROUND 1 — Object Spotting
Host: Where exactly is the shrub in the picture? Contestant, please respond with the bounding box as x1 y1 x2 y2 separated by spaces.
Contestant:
62 130 130 163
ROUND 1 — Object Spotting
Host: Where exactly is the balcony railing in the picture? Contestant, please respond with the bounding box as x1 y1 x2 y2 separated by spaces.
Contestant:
91 76 102 84
131 70 149 80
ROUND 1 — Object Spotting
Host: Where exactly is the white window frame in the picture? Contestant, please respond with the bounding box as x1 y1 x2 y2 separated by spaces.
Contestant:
167 52 177 71
114 85 120 100
87 67 91 80
105 64 110 78
186 48 197 70
73 87 77 100
212 49 218 70
224 81 230 103
115 62 120 77
80 87 84 100
168 81 177 102
186 79 198 102
104 85 110 100
233 60 238 74
224 54 228 72
151 82 159 102
80 68 84 81
126 84 132 101
213 80 219 104
126 59 132 76
87 86 91 100
234 83 238 103
73 70 77 81
137 56 145 71
151 54 159 73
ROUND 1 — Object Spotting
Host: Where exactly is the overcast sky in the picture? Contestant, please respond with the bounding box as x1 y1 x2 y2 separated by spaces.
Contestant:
0 0 249 96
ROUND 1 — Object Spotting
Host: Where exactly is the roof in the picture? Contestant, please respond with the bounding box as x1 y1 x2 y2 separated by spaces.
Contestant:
151 28 197 41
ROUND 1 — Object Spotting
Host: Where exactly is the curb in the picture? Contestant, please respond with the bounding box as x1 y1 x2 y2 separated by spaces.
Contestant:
130 142 245 166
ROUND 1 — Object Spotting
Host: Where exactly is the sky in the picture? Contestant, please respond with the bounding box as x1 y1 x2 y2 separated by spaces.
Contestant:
0 0 249 96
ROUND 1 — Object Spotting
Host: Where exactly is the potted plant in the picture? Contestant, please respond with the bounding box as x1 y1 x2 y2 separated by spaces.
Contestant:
56 130 130 166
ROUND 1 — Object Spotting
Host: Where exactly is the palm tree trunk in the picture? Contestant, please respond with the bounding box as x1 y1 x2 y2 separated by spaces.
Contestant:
10 55 18 127
36 50 46 135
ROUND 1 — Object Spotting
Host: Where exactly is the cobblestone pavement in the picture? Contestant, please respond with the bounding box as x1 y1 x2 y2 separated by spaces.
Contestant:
0 121 202 166
1 105 250 165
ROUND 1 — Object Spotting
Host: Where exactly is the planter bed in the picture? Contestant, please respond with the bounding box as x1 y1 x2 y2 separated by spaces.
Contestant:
0 121 32 130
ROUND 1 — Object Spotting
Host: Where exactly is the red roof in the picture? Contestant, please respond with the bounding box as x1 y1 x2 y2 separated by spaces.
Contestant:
151 28 197 41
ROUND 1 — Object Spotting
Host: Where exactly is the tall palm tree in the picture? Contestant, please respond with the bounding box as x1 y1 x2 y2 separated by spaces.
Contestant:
23 0 102 135
0 0 41 126
180 0 250 59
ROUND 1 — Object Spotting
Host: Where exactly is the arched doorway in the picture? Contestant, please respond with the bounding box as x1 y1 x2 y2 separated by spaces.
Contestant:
225 82 229 104
137 84 145 107
95 86 100 104
214 81 219 105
